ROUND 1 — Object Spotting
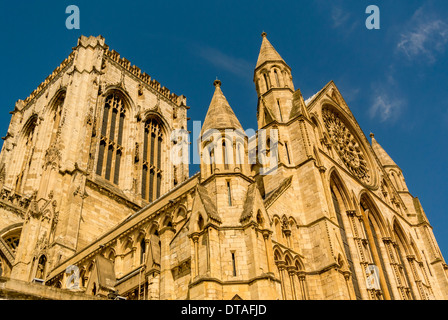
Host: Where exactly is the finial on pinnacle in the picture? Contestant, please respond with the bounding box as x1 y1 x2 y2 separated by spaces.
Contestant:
261 31 267 38
370 132 375 138
214 79 221 88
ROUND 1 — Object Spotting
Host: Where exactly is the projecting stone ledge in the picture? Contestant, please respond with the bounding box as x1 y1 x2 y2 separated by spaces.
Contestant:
0 277 104 300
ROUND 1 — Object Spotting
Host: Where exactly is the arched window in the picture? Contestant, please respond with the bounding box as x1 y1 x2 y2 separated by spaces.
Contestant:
35 255 47 280
4 235 19 254
222 140 229 170
140 239 146 265
330 187 362 300
274 69 280 87
208 146 215 175
198 215 204 231
263 73 269 91
15 117 37 193
142 117 164 202
359 198 395 300
108 251 116 264
393 227 415 300
96 93 126 185
49 91 65 145
256 211 264 228
236 141 244 165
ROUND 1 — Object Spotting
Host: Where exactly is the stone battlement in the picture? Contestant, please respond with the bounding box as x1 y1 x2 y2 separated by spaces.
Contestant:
18 35 186 112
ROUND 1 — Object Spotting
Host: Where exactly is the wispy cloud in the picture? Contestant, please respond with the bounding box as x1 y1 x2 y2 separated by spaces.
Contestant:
331 7 350 28
397 6 448 63
369 93 404 122
369 70 405 123
330 6 358 34
197 45 252 79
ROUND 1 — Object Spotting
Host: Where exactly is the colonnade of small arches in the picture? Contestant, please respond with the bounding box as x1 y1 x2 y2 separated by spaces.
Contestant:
46 205 188 295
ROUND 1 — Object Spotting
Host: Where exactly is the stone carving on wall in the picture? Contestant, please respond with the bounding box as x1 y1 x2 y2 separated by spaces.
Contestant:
322 108 371 184
44 145 62 170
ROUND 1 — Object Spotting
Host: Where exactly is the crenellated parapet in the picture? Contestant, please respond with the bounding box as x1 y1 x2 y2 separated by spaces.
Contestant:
17 35 186 118
22 52 75 108
103 47 186 107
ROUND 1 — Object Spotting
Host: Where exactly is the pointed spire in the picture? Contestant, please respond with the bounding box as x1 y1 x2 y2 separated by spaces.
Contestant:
201 80 243 136
370 133 398 167
255 32 287 69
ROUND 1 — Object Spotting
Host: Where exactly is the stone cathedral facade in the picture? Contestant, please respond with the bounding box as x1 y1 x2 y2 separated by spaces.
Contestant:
0 33 447 300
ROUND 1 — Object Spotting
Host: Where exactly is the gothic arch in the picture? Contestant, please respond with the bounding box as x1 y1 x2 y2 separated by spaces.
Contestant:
142 112 170 136
146 221 160 236
273 246 283 262
174 206 187 223
329 170 363 299
256 210 264 228
161 214 173 228
294 257 305 271
310 113 324 146
392 218 411 255
107 248 117 263
102 86 136 115
95 89 130 186
13 114 38 194
44 89 66 115
329 168 355 211
359 191 391 238
0 224 22 254
20 114 38 139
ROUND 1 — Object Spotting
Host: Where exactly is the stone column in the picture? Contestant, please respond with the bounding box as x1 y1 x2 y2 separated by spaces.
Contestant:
275 261 287 300
147 271 160 300
159 226 175 300
297 271 307 300
191 234 199 278
342 271 353 300
262 230 274 274
287 266 297 300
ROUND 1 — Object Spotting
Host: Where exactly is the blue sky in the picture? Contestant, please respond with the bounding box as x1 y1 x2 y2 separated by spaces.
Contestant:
1 1 448 258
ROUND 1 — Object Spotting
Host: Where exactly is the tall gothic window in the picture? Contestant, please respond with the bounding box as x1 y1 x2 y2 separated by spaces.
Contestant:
142 118 163 202
331 188 362 300
15 117 37 193
96 93 126 185
49 92 65 145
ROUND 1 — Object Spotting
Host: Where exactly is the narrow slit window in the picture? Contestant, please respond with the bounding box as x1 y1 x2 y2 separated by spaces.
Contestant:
223 141 229 169
231 252 237 276
285 142 291 164
227 181 232 206
277 99 283 122
209 148 214 175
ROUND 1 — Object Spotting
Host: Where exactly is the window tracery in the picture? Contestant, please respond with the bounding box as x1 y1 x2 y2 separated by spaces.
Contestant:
322 108 371 184
96 93 126 185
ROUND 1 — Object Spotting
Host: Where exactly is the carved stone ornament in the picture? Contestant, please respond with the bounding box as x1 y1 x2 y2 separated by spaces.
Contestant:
44 144 62 170
322 108 371 184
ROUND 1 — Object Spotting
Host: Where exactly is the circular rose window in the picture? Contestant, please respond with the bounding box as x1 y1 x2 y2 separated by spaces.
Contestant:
322 108 371 185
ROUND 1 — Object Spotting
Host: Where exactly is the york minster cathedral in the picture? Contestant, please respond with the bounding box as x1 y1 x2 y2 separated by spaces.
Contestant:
0 33 447 300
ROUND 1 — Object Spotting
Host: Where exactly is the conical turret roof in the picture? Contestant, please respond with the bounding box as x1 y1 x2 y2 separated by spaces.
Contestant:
370 133 398 167
200 80 243 136
255 32 288 69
